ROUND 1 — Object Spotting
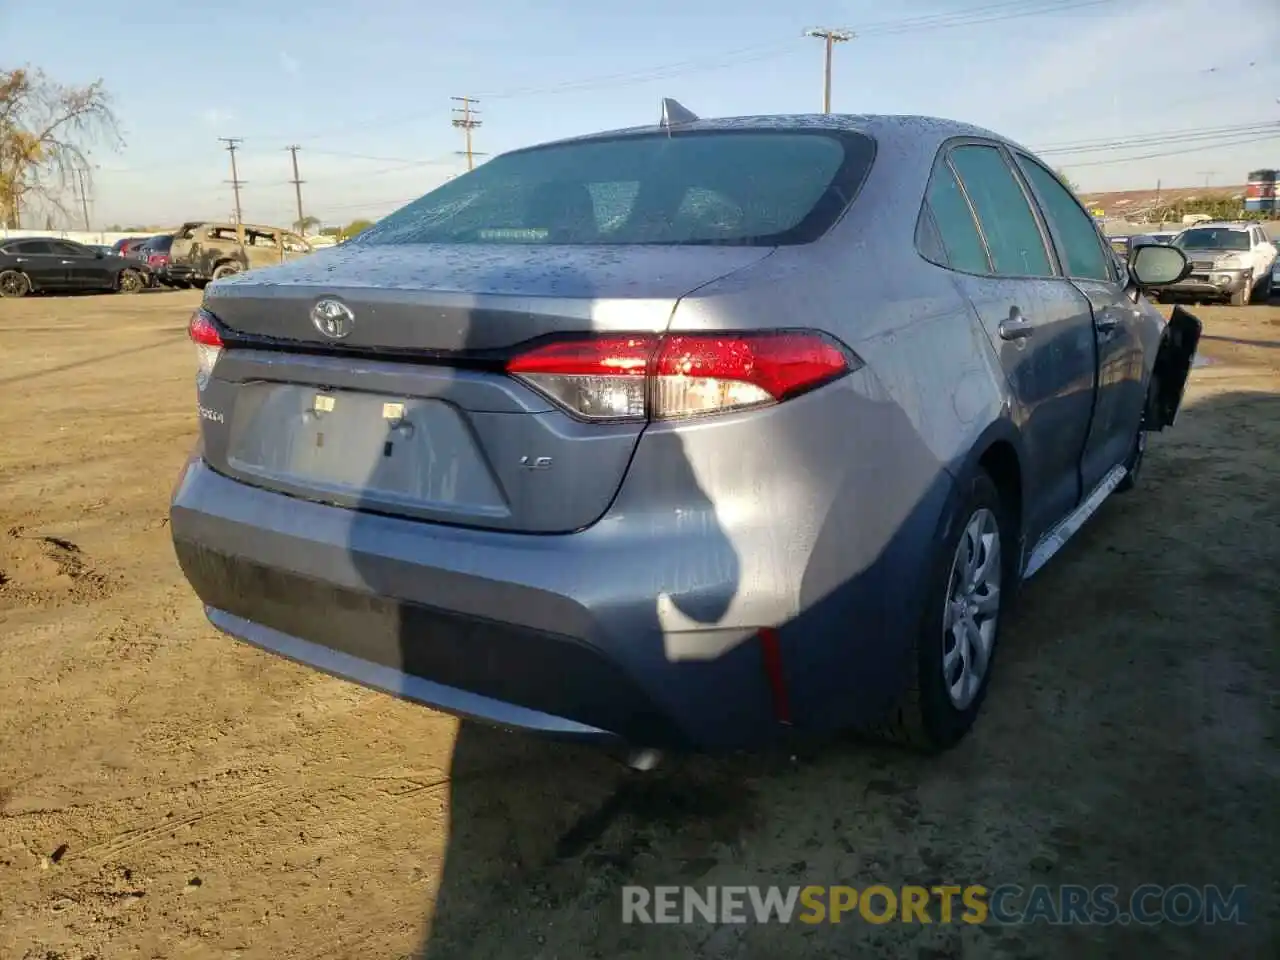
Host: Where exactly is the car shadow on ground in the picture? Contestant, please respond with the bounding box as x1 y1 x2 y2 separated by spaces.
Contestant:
410 390 1280 960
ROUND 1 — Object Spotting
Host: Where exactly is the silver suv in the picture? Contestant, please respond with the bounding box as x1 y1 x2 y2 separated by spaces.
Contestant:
1167 222 1277 305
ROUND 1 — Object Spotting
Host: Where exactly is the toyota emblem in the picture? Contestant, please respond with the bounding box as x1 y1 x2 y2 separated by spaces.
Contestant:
311 298 354 339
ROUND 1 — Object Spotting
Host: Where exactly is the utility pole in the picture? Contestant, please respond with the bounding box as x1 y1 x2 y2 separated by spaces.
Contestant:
804 28 854 114
451 97 486 172
286 144 306 233
1197 169 1217 188
219 137 245 226
74 167 91 230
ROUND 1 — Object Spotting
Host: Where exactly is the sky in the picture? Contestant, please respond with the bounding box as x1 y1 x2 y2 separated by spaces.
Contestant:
5 0 1279 230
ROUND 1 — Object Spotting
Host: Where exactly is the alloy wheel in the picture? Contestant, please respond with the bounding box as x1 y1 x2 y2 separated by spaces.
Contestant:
0 271 28 297
942 507 1002 710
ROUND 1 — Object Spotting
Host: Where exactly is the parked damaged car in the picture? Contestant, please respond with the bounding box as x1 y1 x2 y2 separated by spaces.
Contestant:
170 106 1202 755
166 221 315 288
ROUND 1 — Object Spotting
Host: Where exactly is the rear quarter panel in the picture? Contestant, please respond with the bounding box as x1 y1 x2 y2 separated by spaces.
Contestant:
658 123 1016 725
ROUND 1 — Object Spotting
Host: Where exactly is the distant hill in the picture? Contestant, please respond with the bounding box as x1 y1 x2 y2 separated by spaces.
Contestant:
1079 185 1247 220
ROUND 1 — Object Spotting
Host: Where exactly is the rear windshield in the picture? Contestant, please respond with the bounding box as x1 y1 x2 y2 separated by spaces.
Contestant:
358 130 876 247
1175 228 1249 251
143 236 174 252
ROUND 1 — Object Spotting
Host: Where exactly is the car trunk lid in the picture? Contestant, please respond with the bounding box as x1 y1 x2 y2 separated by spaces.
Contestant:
204 242 772 351
195 242 773 533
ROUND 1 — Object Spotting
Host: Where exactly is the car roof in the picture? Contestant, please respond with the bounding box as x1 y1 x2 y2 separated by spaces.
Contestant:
191 221 291 233
1183 222 1251 231
515 113 1026 157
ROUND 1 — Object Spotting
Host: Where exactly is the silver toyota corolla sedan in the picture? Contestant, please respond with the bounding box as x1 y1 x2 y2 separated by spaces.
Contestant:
170 105 1201 753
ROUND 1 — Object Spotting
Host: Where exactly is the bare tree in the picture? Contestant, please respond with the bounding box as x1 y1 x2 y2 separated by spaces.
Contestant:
0 67 122 228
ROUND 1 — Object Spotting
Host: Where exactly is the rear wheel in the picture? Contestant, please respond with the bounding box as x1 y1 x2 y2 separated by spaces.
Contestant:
211 263 240 281
1115 418 1146 493
0 269 30 298
117 269 145 294
878 469 1008 752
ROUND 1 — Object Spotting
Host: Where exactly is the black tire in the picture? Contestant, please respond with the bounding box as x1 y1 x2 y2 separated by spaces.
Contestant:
0 269 30 298
117 269 145 294
876 469 1011 752
192 279 209 290
211 263 240 281
1115 419 1146 493
1230 273 1252 307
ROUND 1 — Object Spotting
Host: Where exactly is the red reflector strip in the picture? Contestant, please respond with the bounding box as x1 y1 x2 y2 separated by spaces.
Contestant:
758 627 792 725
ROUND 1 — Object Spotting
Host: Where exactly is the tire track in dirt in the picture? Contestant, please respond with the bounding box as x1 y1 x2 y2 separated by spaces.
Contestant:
41 759 453 866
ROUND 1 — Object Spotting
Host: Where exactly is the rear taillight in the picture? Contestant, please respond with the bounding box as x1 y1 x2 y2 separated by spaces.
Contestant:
188 308 224 390
505 331 856 422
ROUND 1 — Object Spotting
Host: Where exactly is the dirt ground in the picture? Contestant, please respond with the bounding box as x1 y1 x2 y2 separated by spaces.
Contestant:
0 289 1277 960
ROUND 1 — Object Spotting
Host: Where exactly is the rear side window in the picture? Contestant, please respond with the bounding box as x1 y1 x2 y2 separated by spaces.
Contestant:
358 130 877 247
15 240 54 254
948 145 1053 278
1016 155 1114 282
923 161 991 274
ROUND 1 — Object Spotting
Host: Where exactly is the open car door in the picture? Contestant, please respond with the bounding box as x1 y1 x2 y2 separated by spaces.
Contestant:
1146 305 1202 431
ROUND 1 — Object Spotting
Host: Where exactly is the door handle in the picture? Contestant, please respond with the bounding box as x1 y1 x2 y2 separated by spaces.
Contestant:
60 259 76 265
998 307 1034 341
1095 311 1122 331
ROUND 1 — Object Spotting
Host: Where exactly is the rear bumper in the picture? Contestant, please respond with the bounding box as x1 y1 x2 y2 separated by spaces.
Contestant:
172 460 790 749
166 263 202 282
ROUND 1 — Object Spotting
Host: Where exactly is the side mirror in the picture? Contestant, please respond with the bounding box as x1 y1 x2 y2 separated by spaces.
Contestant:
1130 244 1190 289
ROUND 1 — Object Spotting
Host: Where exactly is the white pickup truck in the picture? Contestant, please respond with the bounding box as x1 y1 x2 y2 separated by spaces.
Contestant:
1165 222 1278 306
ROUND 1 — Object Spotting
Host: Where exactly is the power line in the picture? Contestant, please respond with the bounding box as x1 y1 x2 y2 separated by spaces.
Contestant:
480 42 799 100
287 145 306 231
803 28 854 115
451 97 485 172
1062 133 1280 169
218 137 245 226
1033 121 1279 154
856 0 1117 36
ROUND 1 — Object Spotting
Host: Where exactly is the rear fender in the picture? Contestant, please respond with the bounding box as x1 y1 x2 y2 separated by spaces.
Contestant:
1145 305 1202 431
